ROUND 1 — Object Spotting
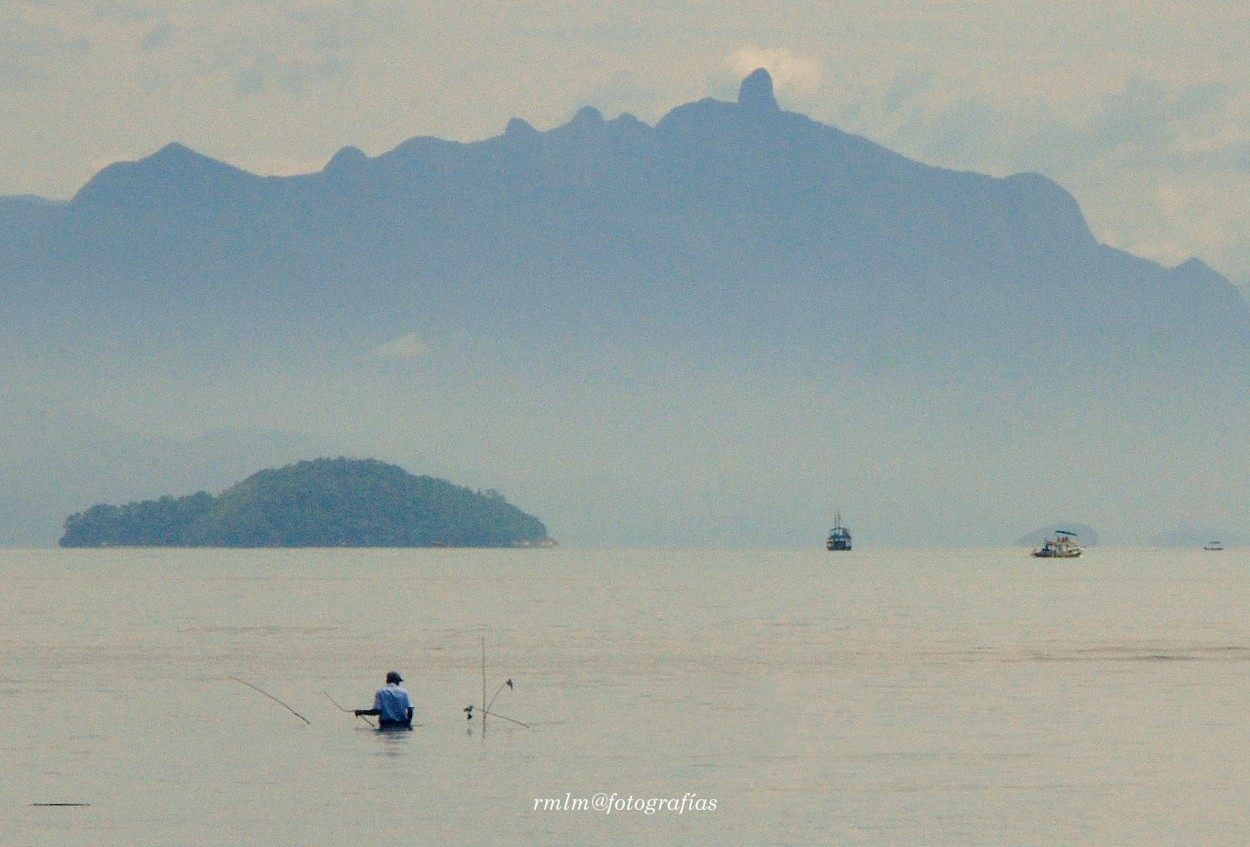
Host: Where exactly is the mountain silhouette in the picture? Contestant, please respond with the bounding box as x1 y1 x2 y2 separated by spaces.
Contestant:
2 69 1248 546
10 69 1245 358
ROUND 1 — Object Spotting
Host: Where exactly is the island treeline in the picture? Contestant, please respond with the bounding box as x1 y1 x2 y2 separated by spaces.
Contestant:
59 458 551 548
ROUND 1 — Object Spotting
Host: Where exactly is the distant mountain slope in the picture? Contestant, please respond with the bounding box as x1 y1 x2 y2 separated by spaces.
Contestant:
59 458 551 548
5 69 1250 547
5 68 1246 371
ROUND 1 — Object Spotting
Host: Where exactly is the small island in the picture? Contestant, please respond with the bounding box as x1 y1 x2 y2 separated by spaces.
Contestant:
59 458 554 548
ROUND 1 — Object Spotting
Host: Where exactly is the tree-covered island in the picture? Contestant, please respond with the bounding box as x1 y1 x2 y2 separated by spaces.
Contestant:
59 458 553 548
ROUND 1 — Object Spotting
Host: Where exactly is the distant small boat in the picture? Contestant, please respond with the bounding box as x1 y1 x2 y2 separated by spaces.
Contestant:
825 512 852 551
1032 530 1083 558
1203 541 1224 551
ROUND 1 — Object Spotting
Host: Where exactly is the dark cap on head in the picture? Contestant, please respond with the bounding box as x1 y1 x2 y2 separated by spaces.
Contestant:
386 671 403 684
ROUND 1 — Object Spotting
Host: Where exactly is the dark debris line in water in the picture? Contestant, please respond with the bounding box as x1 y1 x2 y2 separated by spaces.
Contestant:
30 803 91 807
1026 644 1250 663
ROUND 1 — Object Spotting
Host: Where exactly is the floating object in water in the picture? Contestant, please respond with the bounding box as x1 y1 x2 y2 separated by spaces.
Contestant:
825 511 852 551
1032 530 1084 558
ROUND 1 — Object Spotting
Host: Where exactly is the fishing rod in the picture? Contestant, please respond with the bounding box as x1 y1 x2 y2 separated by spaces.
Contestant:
486 678 512 714
229 677 311 726
324 691 375 728
463 703 531 729
465 638 531 731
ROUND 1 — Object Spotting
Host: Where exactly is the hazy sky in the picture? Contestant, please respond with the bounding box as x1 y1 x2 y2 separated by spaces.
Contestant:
3 1 1248 281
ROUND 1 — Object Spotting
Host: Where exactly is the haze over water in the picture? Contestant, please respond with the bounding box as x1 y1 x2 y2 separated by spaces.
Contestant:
3 547 1248 845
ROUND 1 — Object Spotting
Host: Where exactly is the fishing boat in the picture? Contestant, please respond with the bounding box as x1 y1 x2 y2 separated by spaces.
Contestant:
1032 530 1083 558
1203 541 1224 551
825 513 852 551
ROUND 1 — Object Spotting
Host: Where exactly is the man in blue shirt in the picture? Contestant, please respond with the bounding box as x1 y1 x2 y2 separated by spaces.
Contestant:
356 671 414 729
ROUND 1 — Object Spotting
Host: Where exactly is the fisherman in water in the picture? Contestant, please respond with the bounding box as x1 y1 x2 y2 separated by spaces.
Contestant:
355 671 414 729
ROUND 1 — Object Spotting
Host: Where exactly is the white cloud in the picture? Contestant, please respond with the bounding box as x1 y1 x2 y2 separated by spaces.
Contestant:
819 69 1250 278
367 332 431 360
725 46 824 103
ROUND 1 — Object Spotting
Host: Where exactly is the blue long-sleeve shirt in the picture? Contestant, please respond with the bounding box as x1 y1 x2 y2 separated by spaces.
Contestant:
373 683 413 725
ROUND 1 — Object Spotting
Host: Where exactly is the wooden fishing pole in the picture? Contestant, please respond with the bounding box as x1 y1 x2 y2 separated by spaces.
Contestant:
488 709 530 729
486 678 512 713
324 691 375 728
229 677 311 726
465 640 531 730
467 704 530 729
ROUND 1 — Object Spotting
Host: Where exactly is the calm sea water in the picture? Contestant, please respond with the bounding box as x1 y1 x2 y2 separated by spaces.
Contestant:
2 547 1248 846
